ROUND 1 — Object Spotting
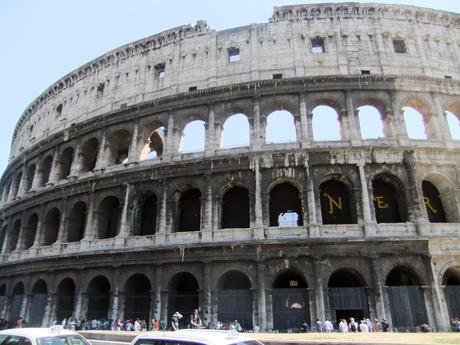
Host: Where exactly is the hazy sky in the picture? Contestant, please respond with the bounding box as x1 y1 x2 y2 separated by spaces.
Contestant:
1 0 459 176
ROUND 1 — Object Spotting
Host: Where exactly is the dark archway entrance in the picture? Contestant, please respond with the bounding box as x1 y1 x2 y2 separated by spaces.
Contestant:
386 266 428 331
56 278 75 323
328 269 369 325
272 270 309 331
218 270 253 330
442 267 460 323
222 186 250 229
9 282 24 322
168 273 199 329
29 280 48 326
87 276 111 320
124 274 151 322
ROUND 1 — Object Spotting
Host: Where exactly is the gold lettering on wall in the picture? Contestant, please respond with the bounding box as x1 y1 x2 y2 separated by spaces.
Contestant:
323 193 342 214
373 196 389 209
423 196 437 213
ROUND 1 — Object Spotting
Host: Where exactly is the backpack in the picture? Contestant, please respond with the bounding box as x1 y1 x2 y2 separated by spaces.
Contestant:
350 323 357 332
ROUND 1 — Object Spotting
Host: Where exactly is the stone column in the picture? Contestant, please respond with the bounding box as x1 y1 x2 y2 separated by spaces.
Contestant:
257 262 267 331
254 158 263 228
118 183 132 237
205 106 216 156
95 130 107 170
128 120 140 163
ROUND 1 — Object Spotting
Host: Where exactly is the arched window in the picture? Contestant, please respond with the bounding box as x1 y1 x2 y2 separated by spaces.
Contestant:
80 138 99 172
23 214 38 249
222 114 249 148
58 147 74 179
358 105 385 139
320 180 355 224
140 194 157 235
269 183 303 227
67 202 87 242
140 127 164 160
42 208 60 246
97 196 120 239
265 110 296 144
221 186 249 228
403 106 427 139
124 274 151 323
180 120 205 153
422 181 446 223
445 111 460 140
109 130 130 164
372 178 406 223
25 164 36 191
40 156 53 186
7 219 21 252
87 276 111 320
178 189 201 232
312 105 341 141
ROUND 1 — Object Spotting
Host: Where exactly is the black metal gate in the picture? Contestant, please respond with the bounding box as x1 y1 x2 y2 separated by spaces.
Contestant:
444 286 460 319
125 295 150 322
388 286 428 331
272 288 309 331
87 294 109 320
218 289 252 329
28 293 47 326
329 287 369 323
9 295 23 321
167 293 198 329
56 295 74 323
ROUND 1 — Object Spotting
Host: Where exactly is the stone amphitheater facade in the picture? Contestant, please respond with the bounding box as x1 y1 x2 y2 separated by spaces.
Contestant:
0 2 460 332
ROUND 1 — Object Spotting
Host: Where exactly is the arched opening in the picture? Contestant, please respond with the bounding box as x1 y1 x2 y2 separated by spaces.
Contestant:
23 214 38 249
445 111 460 140
372 178 406 223
87 276 111 320
312 105 341 141
25 164 36 191
320 180 355 224
58 147 74 179
222 114 250 148
140 127 165 160
29 280 48 326
180 120 205 153
218 270 252 330
80 138 99 172
328 269 369 325
109 130 130 164
386 266 428 331
56 278 75 323
272 270 309 331
9 282 24 322
139 194 157 235
221 186 250 229
265 110 296 144
42 208 60 246
442 267 460 321
178 189 201 232
168 273 199 329
97 196 120 239
67 202 87 242
7 219 21 252
124 274 151 323
269 183 303 227
13 172 22 197
40 156 53 186
403 106 428 139
422 181 446 223
358 105 385 139
0 285 5 318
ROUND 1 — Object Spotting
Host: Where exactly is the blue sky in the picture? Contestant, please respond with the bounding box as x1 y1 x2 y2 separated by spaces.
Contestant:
1 0 459 176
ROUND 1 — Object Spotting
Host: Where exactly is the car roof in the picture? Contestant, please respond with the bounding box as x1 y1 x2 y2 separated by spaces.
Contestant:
134 329 259 345
0 328 79 338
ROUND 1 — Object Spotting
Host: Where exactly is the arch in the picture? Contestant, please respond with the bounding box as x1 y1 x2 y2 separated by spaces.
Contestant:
319 180 356 224
269 182 303 227
7 219 21 253
328 268 369 324
218 270 253 329
25 164 36 191
29 280 48 326
180 120 205 153
42 208 60 246
10 282 25 321
67 201 87 242
139 194 157 235
221 186 249 229
40 155 53 186
372 176 406 223
312 105 341 141
445 111 460 140
109 129 130 164
56 278 75 323
358 105 385 139
167 272 199 329
87 276 111 320
124 274 151 322
265 110 296 144
222 113 250 148
23 213 38 249
272 269 310 331
422 181 446 223
386 266 428 331
443 266 460 320
177 188 201 232
97 196 120 239
80 137 99 172
58 147 74 179
403 106 428 139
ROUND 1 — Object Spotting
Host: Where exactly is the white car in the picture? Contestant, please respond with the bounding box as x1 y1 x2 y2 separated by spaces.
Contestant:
130 329 264 345
0 327 91 345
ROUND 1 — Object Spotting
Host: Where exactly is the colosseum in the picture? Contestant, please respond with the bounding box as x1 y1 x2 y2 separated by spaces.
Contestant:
0 2 459 332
